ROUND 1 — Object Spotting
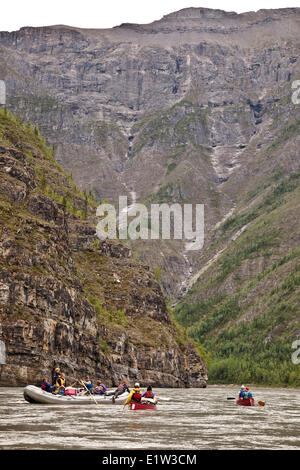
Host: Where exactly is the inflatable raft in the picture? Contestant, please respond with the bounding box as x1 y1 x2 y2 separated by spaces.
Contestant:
23 385 129 405
236 397 255 406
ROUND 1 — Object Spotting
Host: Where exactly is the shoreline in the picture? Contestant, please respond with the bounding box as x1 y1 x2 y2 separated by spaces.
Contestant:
1 383 299 389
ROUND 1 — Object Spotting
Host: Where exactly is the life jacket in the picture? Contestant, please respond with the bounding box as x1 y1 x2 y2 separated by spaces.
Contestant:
243 391 249 399
144 391 154 398
131 389 142 402
117 383 127 390
95 384 106 394
56 377 65 388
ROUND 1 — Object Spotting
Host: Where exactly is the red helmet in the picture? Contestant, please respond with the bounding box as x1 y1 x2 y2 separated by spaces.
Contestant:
245 387 249 390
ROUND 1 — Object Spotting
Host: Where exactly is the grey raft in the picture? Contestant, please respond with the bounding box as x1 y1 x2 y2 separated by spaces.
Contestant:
23 385 130 405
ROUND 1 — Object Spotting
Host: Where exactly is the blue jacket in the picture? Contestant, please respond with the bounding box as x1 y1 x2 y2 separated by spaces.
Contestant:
42 381 52 393
84 381 93 390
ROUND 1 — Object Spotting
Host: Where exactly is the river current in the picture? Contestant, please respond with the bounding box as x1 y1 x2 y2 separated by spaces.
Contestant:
0 385 299 450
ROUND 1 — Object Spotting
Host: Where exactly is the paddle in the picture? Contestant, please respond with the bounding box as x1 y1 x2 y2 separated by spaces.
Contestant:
80 380 98 406
227 397 236 400
70 381 80 387
141 397 157 404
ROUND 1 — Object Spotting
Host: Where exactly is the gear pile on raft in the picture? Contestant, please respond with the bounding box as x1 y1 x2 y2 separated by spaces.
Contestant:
23 367 158 409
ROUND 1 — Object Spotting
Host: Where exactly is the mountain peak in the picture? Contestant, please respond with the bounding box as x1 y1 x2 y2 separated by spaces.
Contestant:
161 7 237 20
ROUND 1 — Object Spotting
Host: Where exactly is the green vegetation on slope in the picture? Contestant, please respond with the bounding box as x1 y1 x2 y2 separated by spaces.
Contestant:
0 108 98 219
174 171 300 386
0 109 201 361
132 100 210 155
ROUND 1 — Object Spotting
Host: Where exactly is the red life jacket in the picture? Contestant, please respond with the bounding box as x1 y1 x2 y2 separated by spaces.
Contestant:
117 383 127 390
132 391 142 402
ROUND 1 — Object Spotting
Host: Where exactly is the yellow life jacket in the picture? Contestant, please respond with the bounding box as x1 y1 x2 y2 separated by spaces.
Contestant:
56 377 65 388
125 388 141 404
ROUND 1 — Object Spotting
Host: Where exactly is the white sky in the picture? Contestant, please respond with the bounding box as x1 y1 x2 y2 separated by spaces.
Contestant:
0 0 299 31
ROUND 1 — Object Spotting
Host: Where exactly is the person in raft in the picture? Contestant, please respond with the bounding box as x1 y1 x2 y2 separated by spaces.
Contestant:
52 367 61 386
54 373 66 394
106 380 130 402
243 387 253 400
93 381 106 395
239 385 245 399
82 376 93 391
141 385 157 403
123 383 142 408
41 378 53 393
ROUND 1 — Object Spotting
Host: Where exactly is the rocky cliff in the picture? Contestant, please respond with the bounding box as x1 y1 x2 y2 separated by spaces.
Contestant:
0 7 299 386
0 111 207 387
0 7 299 299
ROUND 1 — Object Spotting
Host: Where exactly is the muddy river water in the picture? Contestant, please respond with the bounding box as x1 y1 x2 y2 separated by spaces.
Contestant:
0 385 299 450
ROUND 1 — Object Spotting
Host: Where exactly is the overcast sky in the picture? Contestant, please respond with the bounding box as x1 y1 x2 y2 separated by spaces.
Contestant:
1 0 298 31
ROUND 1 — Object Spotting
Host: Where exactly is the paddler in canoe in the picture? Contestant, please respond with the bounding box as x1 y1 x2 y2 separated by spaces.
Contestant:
236 385 255 406
239 385 246 399
241 386 253 400
141 385 157 403
123 382 142 408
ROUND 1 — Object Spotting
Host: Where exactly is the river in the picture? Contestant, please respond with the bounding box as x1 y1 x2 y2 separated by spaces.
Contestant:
0 386 299 450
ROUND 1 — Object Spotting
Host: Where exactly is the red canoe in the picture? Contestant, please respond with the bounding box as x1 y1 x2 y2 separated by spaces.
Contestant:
236 398 255 406
129 401 156 410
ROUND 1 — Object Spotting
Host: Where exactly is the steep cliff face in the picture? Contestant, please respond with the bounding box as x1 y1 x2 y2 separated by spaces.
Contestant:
0 111 207 387
0 7 299 386
0 7 299 299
